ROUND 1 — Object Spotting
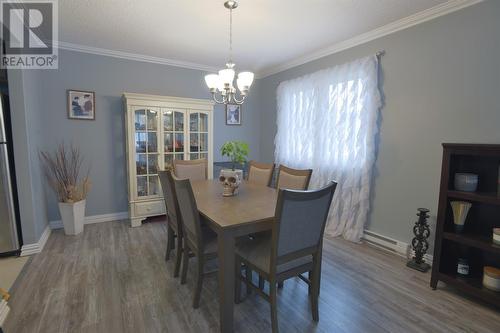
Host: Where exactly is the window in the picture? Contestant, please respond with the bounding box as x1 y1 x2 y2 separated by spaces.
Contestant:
275 55 381 242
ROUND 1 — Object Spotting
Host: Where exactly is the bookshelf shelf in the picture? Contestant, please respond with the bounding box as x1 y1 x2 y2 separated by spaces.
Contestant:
438 272 500 305
443 232 500 255
447 190 500 206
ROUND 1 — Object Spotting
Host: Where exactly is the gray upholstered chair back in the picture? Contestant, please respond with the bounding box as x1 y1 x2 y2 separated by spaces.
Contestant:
173 159 207 181
248 161 275 186
274 182 337 258
158 171 181 233
276 165 313 190
173 175 202 248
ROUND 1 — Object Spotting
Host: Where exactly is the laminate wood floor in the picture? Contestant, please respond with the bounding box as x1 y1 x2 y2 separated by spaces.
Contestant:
4 220 500 333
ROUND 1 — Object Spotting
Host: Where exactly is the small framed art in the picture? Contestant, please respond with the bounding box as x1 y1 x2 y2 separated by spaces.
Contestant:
68 90 95 120
226 104 241 125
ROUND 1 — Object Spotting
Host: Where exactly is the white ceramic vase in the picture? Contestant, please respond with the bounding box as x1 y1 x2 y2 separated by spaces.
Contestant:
219 169 243 196
58 199 86 235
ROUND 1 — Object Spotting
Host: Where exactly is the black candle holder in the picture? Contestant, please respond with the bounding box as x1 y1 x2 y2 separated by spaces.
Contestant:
407 208 431 272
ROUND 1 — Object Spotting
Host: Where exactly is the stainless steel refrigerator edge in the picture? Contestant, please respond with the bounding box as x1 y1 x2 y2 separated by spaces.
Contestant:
0 93 19 253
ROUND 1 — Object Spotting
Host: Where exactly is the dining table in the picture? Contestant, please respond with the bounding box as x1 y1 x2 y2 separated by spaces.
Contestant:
191 179 278 333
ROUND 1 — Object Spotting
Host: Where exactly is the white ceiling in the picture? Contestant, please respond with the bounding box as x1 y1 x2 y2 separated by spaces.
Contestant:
59 0 465 77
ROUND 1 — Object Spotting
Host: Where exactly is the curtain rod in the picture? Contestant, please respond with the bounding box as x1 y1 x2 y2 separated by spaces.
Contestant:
376 50 386 57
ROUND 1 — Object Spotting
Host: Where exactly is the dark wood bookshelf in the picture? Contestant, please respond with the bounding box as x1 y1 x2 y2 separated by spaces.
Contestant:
431 143 500 308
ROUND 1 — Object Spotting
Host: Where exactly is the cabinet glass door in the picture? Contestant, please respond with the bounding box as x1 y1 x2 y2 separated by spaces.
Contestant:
163 109 185 169
134 108 160 198
189 112 209 160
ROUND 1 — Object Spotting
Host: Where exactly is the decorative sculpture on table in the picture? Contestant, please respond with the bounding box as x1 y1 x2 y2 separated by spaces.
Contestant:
407 208 431 272
450 201 472 233
219 174 241 197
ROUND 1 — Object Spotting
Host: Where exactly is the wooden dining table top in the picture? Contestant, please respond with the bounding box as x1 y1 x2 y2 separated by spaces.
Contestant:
191 179 278 229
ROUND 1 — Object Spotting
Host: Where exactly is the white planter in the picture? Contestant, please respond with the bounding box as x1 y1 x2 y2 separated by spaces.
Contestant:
219 169 243 196
58 199 86 235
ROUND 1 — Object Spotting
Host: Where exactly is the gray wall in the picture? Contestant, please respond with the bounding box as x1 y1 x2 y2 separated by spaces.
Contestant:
258 0 500 245
14 49 262 229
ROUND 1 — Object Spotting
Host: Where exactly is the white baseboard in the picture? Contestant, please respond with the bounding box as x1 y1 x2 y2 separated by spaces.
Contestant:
362 229 433 265
20 224 51 256
0 299 10 328
49 211 129 230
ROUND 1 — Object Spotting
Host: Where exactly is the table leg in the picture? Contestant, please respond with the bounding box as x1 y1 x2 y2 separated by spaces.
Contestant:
218 231 235 333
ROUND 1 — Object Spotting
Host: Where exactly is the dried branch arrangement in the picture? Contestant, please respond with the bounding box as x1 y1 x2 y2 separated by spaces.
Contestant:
40 143 91 203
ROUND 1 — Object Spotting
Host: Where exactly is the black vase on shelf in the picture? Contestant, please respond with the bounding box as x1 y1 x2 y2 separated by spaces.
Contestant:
407 208 431 273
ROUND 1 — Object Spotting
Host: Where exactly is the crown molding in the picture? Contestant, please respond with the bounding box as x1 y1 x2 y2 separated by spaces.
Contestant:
54 0 483 79
256 0 484 78
56 41 220 73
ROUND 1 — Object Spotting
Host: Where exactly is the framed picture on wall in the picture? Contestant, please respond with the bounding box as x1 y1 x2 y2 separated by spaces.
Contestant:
67 90 95 120
225 104 241 125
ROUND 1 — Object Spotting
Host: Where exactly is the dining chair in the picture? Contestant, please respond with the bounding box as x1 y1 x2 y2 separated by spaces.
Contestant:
173 175 218 309
274 164 313 239
275 165 313 190
258 164 313 289
158 170 184 278
247 161 275 187
235 182 337 333
173 158 208 181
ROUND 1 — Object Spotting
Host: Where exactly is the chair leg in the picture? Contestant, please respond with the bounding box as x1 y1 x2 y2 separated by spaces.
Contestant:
173 236 183 278
193 255 204 309
258 275 264 290
245 266 252 296
308 271 313 294
277 281 284 289
270 281 279 333
318 243 323 296
311 257 320 321
180 244 189 285
235 259 241 304
165 225 175 261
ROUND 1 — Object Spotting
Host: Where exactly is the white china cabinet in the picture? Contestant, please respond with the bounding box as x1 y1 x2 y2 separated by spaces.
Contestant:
123 93 214 227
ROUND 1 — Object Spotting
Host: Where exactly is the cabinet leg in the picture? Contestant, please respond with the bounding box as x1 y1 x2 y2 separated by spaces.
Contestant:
430 275 438 290
130 218 143 227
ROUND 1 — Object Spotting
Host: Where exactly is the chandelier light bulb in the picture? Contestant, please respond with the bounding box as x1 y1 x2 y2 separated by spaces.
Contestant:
218 68 235 86
237 72 254 90
204 74 220 91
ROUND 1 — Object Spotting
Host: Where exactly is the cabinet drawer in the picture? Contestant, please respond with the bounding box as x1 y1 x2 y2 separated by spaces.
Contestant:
135 201 165 216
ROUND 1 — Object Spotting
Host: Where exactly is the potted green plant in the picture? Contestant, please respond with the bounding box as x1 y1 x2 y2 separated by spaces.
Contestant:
40 144 91 235
219 141 249 196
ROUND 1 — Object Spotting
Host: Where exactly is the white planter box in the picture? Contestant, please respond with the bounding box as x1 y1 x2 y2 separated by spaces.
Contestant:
58 199 86 235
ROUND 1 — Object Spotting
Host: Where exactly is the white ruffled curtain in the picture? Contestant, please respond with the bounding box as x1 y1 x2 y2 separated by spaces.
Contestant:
275 55 381 242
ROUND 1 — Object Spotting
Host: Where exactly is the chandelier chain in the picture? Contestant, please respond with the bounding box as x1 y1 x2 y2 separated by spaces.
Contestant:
229 6 233 64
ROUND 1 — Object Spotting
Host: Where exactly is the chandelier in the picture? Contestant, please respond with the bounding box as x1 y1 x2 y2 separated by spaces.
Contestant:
204 1 254 105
